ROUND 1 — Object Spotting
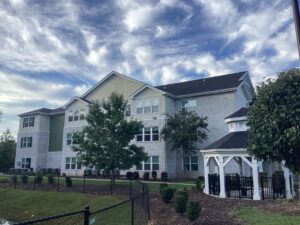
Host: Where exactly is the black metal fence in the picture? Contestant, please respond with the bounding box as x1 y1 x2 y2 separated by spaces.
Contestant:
260 175 286 200
0 175 150 225
226 175 253 199
208 173 288 200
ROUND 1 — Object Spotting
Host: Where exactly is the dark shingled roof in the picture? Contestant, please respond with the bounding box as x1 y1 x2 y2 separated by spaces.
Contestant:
155 72 246 96
225 107 248 119
204 131 248 149
19 107 64 117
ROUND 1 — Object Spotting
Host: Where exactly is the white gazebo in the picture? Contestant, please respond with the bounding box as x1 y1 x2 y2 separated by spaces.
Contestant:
201 108 294 200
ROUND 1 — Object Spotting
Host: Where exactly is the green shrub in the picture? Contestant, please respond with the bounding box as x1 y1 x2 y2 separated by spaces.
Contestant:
65 176 72 187
196 179 204 192
175 192 188 215
151 171 157 180
159 183 168 194
161 187 176 203
21 175 28 184
0 176 10 183
176 190 188 201
133 171 139 180
187 201 201 221
143 172 149 181
35 174 43 184
11 175 17 183
47 174 55 185
161 172 168 181
126 171 133 180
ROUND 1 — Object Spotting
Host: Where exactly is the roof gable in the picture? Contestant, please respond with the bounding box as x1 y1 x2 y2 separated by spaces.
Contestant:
63 97 91 109
225 107 248 119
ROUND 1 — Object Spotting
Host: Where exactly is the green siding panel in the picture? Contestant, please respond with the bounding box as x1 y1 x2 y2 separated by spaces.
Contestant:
49 115 64 152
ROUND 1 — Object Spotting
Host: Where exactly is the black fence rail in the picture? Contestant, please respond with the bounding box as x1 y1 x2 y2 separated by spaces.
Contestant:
208 174 220 195
226 175 253 199
260 175 286 200
0 175 150 225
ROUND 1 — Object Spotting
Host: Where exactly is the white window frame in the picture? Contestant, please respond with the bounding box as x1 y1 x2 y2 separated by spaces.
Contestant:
181 99 197 112
23 116 35 128
66 133 73 145
21 137 32 148
65 157 81 170
21 158 31 169
125 104 131 117
136 99 160 115
136 127 160 142
183 156 198 171
136 156 159 171
68 109 85 122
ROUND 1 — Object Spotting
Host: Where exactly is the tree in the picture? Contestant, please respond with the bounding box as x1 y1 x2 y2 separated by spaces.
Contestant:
247 69 300 197
73 92 147 186
161 110 208 177
0 129 16 172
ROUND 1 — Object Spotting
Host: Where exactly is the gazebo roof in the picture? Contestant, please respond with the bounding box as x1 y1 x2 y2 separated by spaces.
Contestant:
204 131 248 150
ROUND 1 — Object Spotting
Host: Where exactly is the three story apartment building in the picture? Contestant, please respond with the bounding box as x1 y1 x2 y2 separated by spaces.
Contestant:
15 71 255 178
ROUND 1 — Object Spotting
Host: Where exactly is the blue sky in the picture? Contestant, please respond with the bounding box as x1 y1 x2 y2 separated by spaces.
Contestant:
0 0 299 136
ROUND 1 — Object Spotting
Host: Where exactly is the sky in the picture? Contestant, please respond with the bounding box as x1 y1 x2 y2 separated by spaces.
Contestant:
0 0 299 136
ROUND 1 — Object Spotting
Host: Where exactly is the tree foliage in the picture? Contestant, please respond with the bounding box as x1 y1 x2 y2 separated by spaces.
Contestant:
0 129 16 172
161 110 208 175
73 92 147 179
247 69 300 173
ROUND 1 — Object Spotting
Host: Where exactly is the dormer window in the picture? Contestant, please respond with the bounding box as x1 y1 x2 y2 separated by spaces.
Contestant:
182 99 196 112
23 116 34 128
68 109 85 122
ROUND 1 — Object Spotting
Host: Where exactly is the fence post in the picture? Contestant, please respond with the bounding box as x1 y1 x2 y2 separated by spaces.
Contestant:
260 176 264 200
289 175 293 196
131 197 134 225
110 175 113 195
130 178 132 199
83 175 86 193
33 176 36 190
14 174 17 189
147 191 150 220
83 206 90 225
57 175 60 192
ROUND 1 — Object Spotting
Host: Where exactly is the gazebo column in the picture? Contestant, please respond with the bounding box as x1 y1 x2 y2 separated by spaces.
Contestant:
251 158 261 200
282 163 292 199
203 156 210 194
218 156 226 198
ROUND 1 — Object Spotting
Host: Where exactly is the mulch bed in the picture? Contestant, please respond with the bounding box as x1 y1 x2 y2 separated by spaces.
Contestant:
149 190 300 225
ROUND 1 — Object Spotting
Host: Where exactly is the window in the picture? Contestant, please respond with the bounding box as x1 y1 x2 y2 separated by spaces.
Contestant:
136 127 160 142
21 137 32 148
184 156 198 171
66 133 72 145
136 99 159 115
239 122 244 128
65 157 81 170
23 116 34 128
136 129 143 142
152 126 159 141
21 158 31 169
125 104 131 117
68 109 85 122
138 156 160 171
144 127 151 141
182 99 197 112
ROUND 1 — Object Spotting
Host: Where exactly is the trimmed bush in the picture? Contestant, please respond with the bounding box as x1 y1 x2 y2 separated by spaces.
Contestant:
102 169 110 178
21 175 28 184
196 178 204 192
47 174 55 185
126 171 133 180
0 176 10 183
47 168 53 174
161 187 176 203
161 172 168 181
11 175 18 183
159 183 168 194
35 174 43 184
133 171 139 180
151 171 157 180
187 201 201 221
65 176 72 187
175 192 188 215
176 190 188 201
143 172 149 181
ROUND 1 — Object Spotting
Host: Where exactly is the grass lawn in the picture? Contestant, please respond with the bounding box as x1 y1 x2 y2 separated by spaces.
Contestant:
0 188 131 224
234 206 300 225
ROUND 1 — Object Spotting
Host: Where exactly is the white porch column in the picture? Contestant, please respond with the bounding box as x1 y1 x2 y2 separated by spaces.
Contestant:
252 158 261 200
203 156 209 194
282 163 292 199
218 156 226 198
